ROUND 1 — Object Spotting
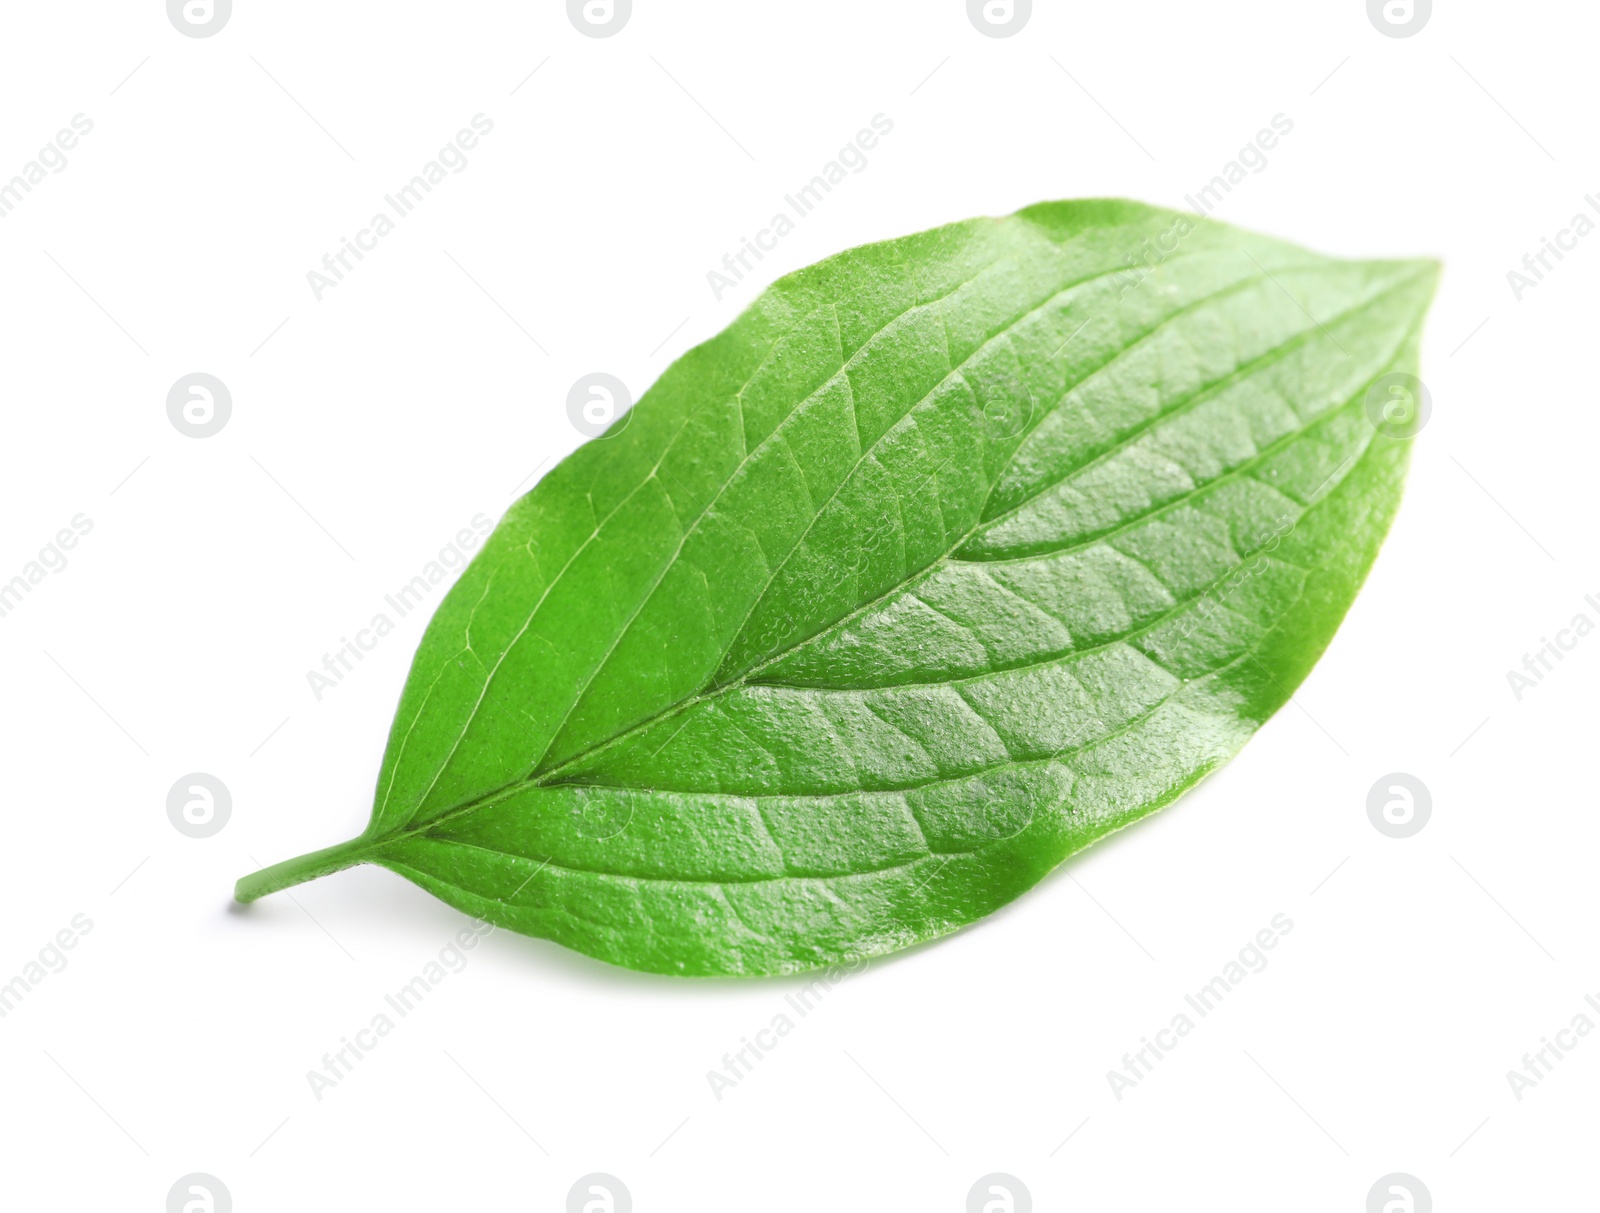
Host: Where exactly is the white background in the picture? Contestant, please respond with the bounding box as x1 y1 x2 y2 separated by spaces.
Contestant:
0 1 1593 1209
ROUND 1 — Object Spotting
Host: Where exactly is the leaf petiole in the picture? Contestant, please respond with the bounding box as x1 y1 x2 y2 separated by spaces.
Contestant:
234 836 374 903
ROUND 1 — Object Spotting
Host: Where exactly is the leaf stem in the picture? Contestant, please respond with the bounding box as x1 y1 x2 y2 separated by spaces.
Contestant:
233 836 372 903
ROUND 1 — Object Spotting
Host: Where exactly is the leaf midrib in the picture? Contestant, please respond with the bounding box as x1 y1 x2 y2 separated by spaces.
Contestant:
378 240 1190 826
536 246 1255 767
375 451 1356 884
536 254 1381 773
370 257 1426 861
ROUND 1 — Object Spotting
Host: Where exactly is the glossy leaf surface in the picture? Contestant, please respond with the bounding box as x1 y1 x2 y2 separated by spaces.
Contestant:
237 200 1437 975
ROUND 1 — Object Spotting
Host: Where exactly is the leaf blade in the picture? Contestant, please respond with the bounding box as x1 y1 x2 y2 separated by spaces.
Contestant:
237 199 1438 975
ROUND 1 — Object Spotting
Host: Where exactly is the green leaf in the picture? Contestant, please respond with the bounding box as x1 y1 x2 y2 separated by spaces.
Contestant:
237 199 1438 976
